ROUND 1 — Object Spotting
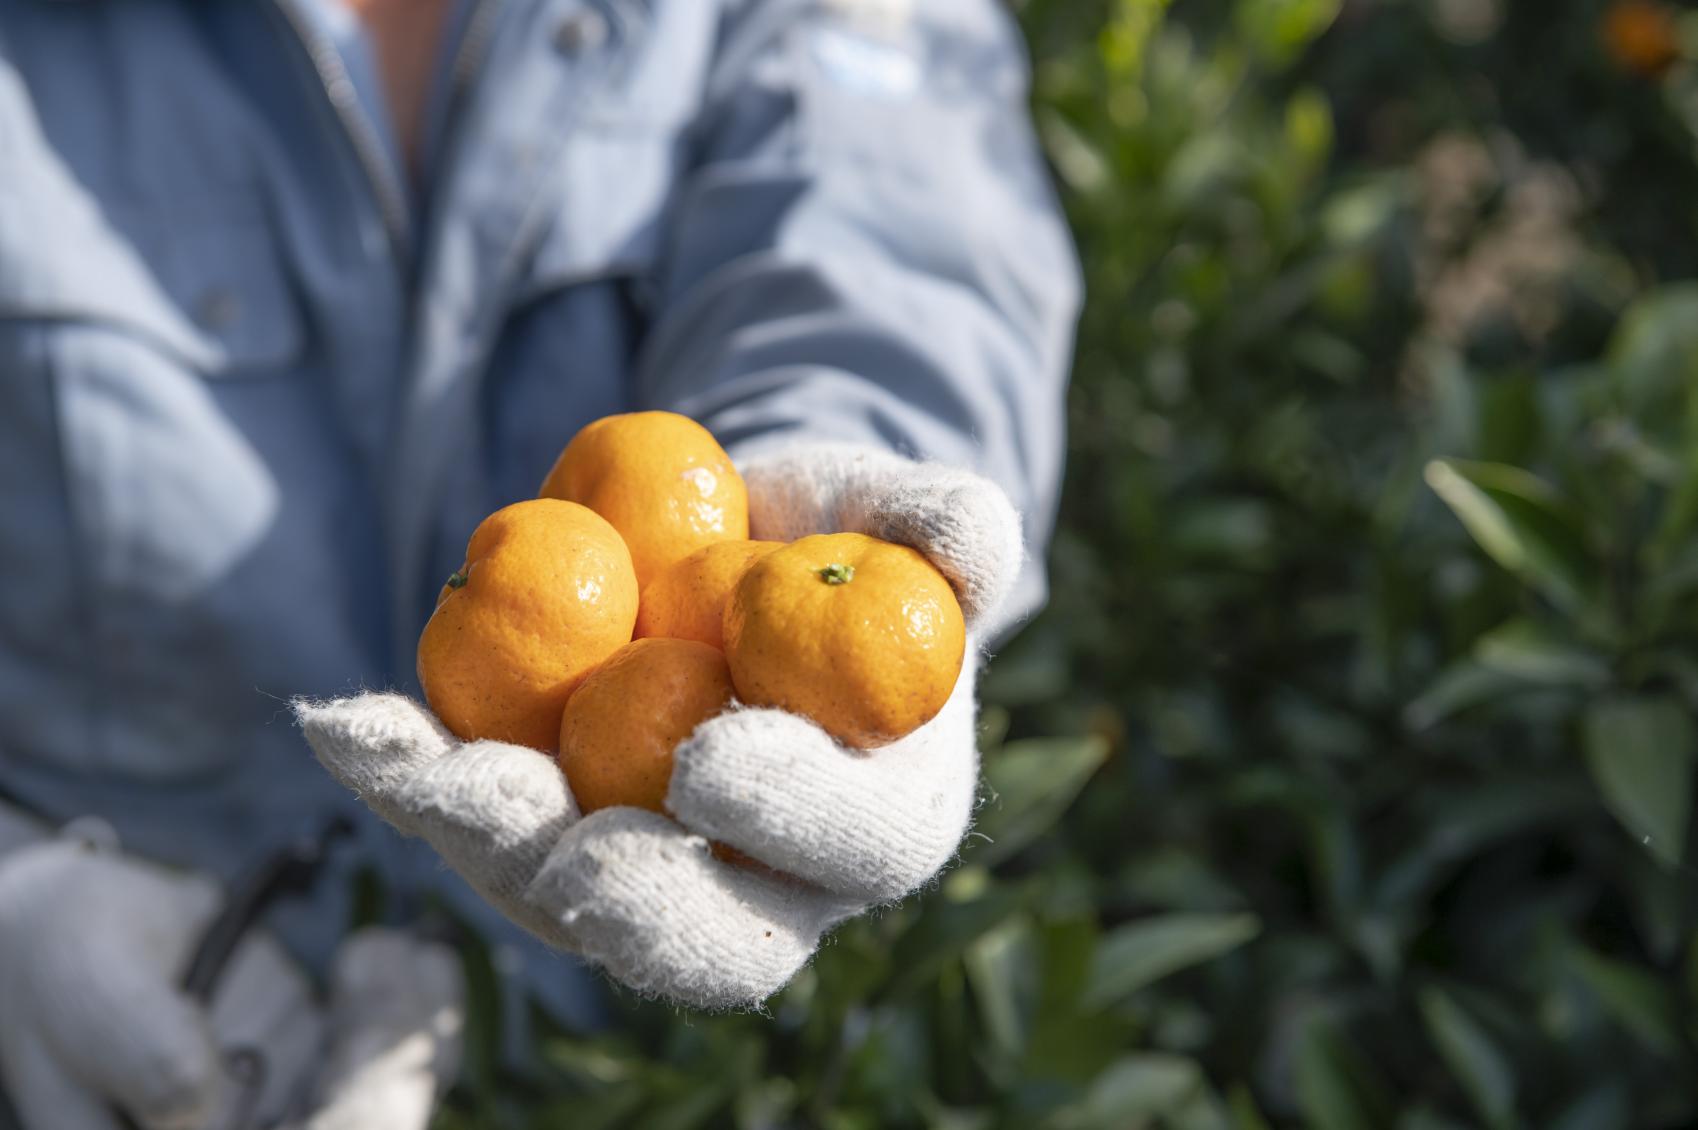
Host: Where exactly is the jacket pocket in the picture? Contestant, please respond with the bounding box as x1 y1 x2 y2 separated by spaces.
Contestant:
515 117 680 308
0 210 309 780
467 113 679 511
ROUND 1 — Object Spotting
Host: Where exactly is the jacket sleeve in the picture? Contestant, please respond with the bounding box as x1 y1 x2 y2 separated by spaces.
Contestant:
636 0 1081 626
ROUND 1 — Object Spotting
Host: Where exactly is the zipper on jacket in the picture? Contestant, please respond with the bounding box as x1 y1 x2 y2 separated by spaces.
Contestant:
270 0 413 258
432 0 502 200
448 0 502 99
414 0 502 255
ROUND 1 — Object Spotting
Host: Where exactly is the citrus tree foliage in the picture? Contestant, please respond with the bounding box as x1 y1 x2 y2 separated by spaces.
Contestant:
436 1 1698 1125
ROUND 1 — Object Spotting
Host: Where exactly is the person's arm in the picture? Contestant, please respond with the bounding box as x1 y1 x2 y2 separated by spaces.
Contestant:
638 0 1080 630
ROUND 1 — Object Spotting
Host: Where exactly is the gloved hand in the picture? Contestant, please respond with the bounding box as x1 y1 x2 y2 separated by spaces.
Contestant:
0 815 463 1130
298 444 1022 1009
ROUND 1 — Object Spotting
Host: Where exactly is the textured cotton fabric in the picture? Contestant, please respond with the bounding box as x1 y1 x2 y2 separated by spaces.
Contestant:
0 816 463 1130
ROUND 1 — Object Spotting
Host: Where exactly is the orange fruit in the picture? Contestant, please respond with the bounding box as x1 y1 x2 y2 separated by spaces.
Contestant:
538 412 749 588
635 540 785 650
723 533 966 748
558 637 734 814
417 499 638 752
1603 1 1681 76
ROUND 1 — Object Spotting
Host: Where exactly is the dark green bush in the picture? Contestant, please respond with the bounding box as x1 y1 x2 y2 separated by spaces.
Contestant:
439 1 1698 1125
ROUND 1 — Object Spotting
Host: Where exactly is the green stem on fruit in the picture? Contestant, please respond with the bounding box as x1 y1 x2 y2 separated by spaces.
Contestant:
446 570 469 590
817 563 855 585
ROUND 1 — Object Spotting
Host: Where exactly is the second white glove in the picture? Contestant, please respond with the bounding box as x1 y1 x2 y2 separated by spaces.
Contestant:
0 819 464 1130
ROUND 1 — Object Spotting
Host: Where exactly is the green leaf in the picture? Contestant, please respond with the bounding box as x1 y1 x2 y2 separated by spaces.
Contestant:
1037 106 1111 193
1081 913 1261 1009
733 1078 798 1130
1582 696 1696 869
1548 1084 1631 1130
643 1082 735 1130
884 883 1026 1000
529 1085 648 1130
1648 446 1698 562
913 1098 994 1130
1320 179 1403 247
977 704 1012 753
1424 458 1594 613
1569 944 1682 1057
1169 498 1277 563
1284 88 1334 167
1644 538 1698 614
1043 1054 1211 1130
1403 661 1536 730
1099 0 1173 79
1609 287 1698 560
1164 134 1252 205
1234 0 1343 65
1395 1113 1473 1130
1374 781 1590 907
1294 1018 1388 1130
963 916 1039 1061
539 1039 644 1088
1417 987 1517 1130
1227 1083 1273 1130
1117 848 1247 913
974 737 1110 867
1606 284 1698 437
1473 618 1609 687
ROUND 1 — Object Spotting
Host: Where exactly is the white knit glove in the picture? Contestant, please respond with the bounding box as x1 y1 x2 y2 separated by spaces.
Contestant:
0 814 463 1130
298 444 1022 1009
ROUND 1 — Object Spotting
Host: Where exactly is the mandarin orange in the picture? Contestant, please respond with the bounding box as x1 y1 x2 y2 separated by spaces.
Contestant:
634 539 784 650
538 412 748 588
417 499 638 752
723 533 965 748
558 637 735 813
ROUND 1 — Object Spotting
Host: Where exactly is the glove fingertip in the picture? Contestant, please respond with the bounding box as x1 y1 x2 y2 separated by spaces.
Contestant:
295 693 457 799
55 974 223 1130
294 691 453 747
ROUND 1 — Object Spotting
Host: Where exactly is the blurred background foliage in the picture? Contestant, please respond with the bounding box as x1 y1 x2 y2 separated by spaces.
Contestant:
438 0 1698 1125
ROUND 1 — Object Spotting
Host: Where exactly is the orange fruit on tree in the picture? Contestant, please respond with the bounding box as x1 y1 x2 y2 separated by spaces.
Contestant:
558 637 735 814
1603 0 1681 76
417 499 638 752
635 539 785 650
538 411 748 588
723 532 966 748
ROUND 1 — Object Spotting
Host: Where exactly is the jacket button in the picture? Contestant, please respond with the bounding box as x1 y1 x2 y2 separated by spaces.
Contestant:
553 8 608 56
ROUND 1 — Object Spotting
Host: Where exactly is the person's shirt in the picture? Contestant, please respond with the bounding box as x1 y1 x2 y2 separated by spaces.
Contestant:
0 0 1080 1018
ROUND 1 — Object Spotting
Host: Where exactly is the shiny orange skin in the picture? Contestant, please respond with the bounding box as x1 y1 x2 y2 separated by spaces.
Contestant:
417 499 639 752
558 638 734 814
634 540 785 650
538 412 749 589
723 533 966 748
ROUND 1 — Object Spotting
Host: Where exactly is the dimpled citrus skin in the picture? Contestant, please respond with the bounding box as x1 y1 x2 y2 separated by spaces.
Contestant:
417 499 639 752
558 638 735 814
538 412 749 588
634 540 785 650
723 533 967 749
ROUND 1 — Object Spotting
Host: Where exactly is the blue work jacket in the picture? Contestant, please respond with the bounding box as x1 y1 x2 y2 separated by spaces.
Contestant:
0 0 1078 1013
